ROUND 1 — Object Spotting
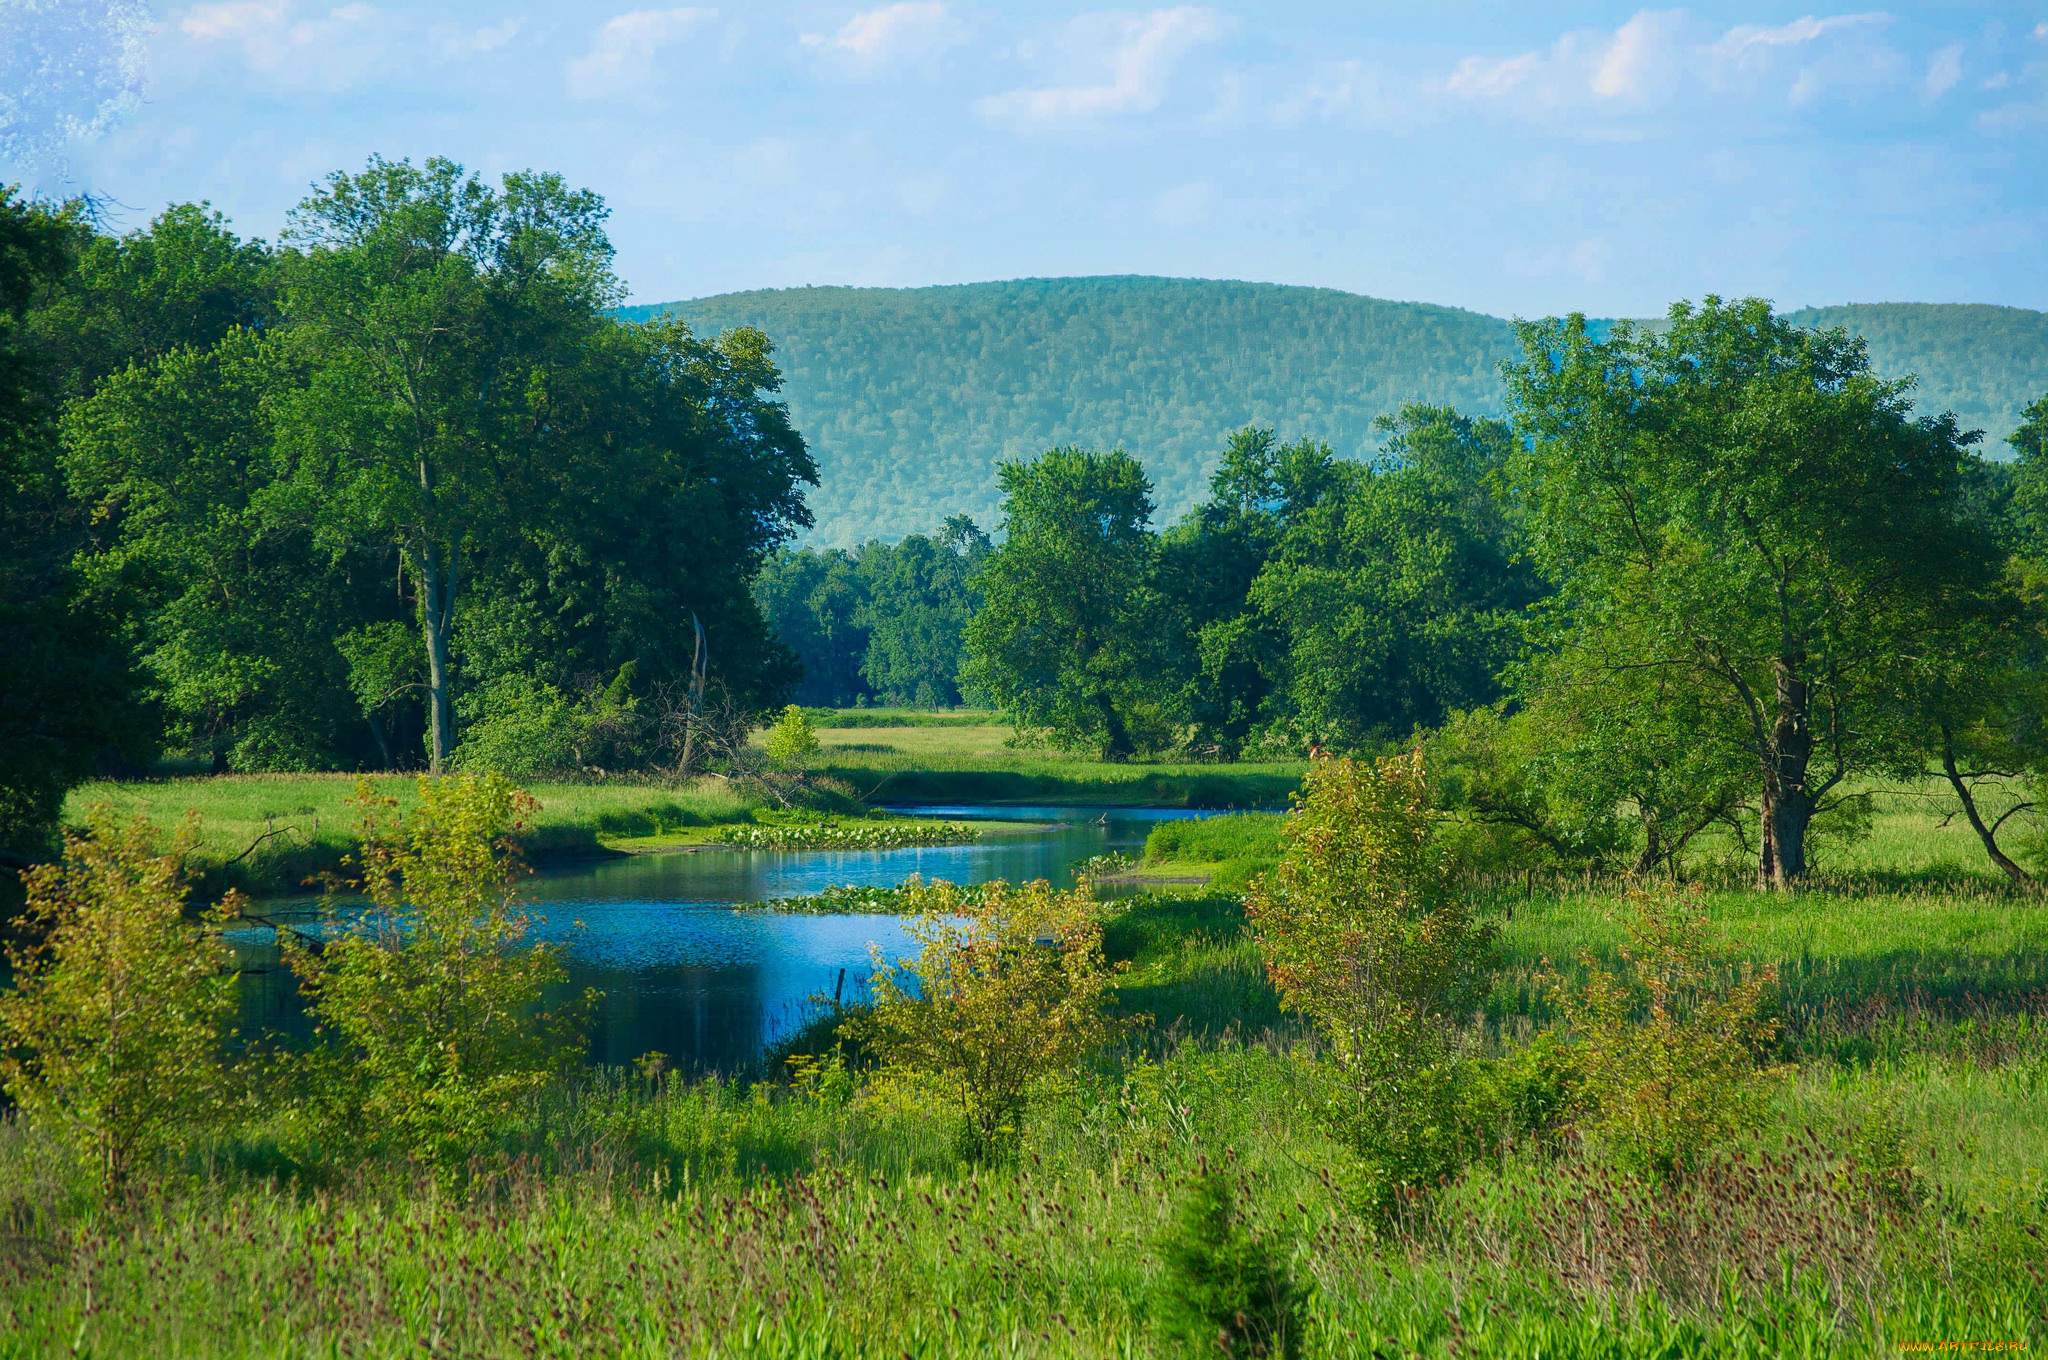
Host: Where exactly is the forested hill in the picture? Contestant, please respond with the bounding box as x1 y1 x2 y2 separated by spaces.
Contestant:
620 278 2048 545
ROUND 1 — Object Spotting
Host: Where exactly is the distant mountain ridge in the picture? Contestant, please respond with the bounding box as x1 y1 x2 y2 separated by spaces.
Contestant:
619 278 2048 546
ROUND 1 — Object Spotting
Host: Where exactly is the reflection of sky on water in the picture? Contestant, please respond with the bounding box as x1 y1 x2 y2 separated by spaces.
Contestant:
231 807 1218 1073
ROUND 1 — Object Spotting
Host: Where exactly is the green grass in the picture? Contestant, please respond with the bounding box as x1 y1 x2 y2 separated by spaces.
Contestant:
810 723 1303 807
11 772 2048 1354
60 774 761 898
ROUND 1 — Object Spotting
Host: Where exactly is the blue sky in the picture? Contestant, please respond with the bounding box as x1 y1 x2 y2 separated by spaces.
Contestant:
2 2 2045 315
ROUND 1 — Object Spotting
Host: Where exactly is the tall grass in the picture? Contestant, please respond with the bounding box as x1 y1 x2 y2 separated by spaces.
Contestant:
8 781 2048 1354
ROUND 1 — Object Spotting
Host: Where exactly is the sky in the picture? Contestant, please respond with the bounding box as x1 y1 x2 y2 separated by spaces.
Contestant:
1 2 2044 316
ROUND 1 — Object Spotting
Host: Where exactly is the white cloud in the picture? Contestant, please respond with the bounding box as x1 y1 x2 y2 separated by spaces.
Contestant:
1982 70 2010 90
180 1 287 40
977 7 1229 128
1442 8 1908 116
1590 10 1685 100
2035 22 2048 41
1445 51 1539 98
431 17 523 59
801 3 960 68
567 8 717 101
1923 43 1962 97
175 1 391 89
1272 58 1407 128
1710 12 1887 62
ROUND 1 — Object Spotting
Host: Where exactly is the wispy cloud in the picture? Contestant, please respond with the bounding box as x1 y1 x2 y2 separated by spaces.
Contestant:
977 7 1229 129
1924 43 1962 98
1442 8 1905 116
567 8 716 102
801 3 961 70
176 0 393 92
1709 12 1887 62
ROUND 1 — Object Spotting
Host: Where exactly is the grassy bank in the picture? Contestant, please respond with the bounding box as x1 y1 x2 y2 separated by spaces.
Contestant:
812 724 1303 807
58 774 765 898
2 876 2046 1356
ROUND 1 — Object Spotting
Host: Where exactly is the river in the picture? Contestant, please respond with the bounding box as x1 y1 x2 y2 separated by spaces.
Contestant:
228 805 1223 1073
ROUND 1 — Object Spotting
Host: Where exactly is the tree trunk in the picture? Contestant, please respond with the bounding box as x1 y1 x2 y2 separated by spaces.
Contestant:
1757 655 1815 888
1096 692 1132 762
416 542 457 774
1630 813 1663 877
1940 726 2034 886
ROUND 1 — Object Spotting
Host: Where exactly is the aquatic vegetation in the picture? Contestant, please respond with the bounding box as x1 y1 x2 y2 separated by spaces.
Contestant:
719 820 981 851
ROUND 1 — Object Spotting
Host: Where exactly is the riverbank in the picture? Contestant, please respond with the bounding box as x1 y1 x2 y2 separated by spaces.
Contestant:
810 721 1302 808
56 775 1016 899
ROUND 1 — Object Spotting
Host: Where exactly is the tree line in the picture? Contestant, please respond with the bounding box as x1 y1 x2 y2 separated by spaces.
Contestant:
0 162 816 862
891 299 2047 889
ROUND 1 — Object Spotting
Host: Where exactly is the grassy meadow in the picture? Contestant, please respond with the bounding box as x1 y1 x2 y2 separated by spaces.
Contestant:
4 757 2048 1356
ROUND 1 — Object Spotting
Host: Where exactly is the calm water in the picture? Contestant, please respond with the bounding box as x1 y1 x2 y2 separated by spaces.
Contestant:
231 806 1219 1073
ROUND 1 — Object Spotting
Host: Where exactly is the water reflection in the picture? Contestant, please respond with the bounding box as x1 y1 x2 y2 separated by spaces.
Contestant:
231 806 1213 1073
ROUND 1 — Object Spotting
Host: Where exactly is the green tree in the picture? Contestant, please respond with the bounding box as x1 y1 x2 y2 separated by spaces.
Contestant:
1246 407 1537 751
0 191 154 861
273 157 620 771
281 775 589 1168
858 516 989 707
1504 298 2002 886
1245 752 1495 1207
764 703 820 768
962 447 1163 759
63 328 397 772
754 545 873 706
0 811 239 1195
1156 428 1337 756
25 200 275 404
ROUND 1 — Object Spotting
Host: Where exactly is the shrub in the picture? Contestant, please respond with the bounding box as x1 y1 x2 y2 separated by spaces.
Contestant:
452 674 581 777
0 810 240 1196
1155 1170 1309 1358
280 775 592 1170
855 878 1133 1161
1244 751 1497 1207
1547 886 1785 1177
764 704 820 769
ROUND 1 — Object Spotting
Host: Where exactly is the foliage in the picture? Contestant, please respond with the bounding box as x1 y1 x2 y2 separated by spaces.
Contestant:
1424 705 1629 872
764 704 820 768
450 673 584 778
51 160 813 781
1245 752 1496 1205
1547 887 1786 1178
0 809 238 1195
1504 296 2005 886
1143 813 1285 868
629 279 2048 545
963 446 1168 759
279 775 590 1169
754 518 991 709
717 819 979 851
737 878 998 915
856 877 1132 1160
0 191 154 858
1155 1170 1309 1358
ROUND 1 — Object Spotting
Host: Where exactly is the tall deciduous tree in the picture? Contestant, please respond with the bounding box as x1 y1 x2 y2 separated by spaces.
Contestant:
1504 298 2002 887
962 447 1162 759
274 158 620 771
